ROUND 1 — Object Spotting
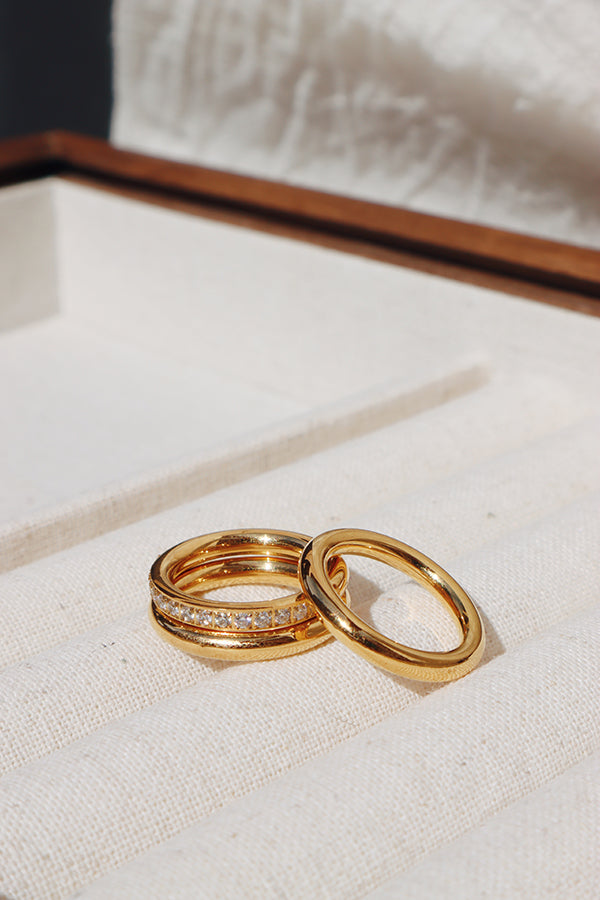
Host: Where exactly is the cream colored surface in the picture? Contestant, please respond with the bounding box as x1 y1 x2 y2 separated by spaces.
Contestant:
3 177 596 571
0 180 58 332
0 180 599 898
0 378 591 671
367 752 600 899
0 178 487 569
3 424 599 775
69 605 600 899
112 0 600 247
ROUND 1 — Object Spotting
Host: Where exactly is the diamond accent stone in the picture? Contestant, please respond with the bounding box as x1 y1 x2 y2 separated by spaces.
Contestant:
153 595 315 632
195 609 213 628
214 611 232 629
253 609 272 629
294 603 308 622
274 608 291 626
234 611 253 630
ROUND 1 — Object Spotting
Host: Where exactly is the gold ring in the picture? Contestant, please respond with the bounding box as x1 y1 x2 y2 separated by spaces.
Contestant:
149 529 349 660
300 528 485 681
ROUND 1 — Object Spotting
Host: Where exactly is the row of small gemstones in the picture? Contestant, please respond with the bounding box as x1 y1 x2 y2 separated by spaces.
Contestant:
151 588 313 631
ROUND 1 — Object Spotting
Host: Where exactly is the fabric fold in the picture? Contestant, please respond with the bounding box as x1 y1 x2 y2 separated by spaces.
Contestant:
1 491 599 898
69 604 600 899
0 378 587 670
2 469 599 775
366 752 600 899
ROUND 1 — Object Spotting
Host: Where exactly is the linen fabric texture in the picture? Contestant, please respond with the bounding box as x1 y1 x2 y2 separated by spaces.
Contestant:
1 408 600 897
1 181 600 897
367 752 600 900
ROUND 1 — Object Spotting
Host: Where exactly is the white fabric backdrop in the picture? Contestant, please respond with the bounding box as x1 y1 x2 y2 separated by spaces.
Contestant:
112 0 600 248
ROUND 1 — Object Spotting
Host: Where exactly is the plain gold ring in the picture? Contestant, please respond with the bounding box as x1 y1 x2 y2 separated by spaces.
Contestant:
300 528 485 681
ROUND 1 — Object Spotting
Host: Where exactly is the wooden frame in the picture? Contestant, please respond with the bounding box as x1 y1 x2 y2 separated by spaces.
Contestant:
1 130 598 316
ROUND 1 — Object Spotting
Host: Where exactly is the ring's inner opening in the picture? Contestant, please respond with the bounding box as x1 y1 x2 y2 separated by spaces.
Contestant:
166 548 347 606
170 546 304 586
197 582 294 605
341 555 462 653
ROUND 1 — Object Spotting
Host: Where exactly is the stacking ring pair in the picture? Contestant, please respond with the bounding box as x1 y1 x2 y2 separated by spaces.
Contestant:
149 528 485 682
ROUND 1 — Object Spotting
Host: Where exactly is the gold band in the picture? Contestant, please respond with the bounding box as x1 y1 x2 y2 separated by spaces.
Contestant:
299 528 485 681
149 529 349 660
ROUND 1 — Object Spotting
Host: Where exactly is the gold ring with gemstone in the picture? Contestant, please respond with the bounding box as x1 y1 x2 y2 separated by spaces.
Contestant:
299 528 485 681
149 529 349 660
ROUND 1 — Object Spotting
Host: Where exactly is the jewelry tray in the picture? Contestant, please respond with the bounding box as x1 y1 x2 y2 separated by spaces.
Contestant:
1 133 599 900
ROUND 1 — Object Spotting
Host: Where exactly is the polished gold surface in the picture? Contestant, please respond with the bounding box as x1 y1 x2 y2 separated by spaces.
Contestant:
149 529 349 660
300 528 485 681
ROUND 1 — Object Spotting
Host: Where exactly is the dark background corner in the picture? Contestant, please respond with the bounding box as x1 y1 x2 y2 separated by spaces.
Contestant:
0 0 113 141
